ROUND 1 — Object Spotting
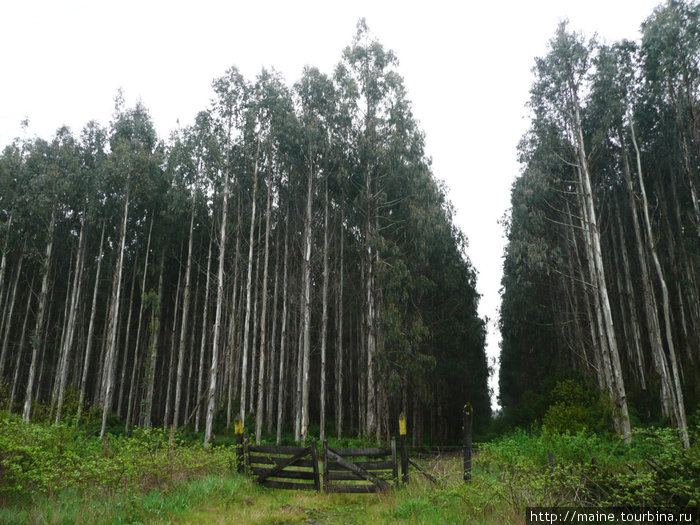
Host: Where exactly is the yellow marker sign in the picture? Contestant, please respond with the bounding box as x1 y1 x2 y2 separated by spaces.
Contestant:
399 412 407 436
234 416 244 435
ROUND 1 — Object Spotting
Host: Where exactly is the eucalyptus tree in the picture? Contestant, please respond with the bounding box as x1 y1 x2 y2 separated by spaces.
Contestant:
100 100 163 438
205 67 248 448
23 130 78 422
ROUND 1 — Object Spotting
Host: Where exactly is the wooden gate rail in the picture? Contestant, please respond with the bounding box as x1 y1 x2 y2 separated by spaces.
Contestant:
246 442 320 491
323 439 398 493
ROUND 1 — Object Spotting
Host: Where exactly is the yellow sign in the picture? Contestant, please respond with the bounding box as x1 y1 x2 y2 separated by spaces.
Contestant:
234 416 244 435
399 412 407 436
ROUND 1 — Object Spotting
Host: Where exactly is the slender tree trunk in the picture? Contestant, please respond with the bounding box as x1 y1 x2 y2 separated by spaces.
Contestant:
9 274 34 411
101 190 130 438
205 147 234 447
196 235 213 433
172 201 196 434
164 261 183 428
23 207 56 422
255 167 273 443
571 82 630 442
630 120 689 448
0 214 12 325
266 228 280 434
276 213 289 444
239 141 260 423
226 200 241 428
125 215 154 433
319 180 330 442
141 251 165 429
116 252 138 418
300 154 313 445
249 209 262 415
0 243 23 378
77 223 105 424
55 212 86 423
335 225 344 439
615 210 646 389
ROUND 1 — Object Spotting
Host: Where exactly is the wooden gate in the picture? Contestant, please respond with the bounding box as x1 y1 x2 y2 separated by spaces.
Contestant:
246 442 320 491
323 439 398 493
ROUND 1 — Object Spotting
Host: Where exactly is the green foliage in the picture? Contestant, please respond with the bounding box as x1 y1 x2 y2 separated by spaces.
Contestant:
542 379 612 434
0 412 233 506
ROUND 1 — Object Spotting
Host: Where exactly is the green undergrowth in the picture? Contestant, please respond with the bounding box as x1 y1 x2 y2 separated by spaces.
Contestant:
1 410 699 524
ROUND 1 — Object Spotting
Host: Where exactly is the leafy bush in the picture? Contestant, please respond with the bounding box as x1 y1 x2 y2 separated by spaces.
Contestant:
542 379 612 434
0 411 235 505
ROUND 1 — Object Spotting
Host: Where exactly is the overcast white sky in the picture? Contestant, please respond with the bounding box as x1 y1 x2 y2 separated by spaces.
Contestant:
0 0 663 410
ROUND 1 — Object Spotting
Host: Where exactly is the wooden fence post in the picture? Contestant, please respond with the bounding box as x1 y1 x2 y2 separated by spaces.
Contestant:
235 415 244 473
391 437 399 488
463 403 472 483
310 440 321 492
399 412 408 484
323 440 329 493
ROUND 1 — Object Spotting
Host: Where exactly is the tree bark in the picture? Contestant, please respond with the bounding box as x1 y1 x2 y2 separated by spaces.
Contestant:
23 207 56 422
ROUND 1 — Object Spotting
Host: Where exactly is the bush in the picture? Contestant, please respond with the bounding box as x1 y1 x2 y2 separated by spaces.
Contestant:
0 411 234 505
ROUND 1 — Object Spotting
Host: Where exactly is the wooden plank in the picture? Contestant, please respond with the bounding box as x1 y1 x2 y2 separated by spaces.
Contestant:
248 456 317 468
327 470 392 481
408 457 438 484
326 448 390 490
326 484 378 494
251 467 318 480
261 480 318 491
326 460 394 471
331 447 392 457
249 445 308 455
256 447 311 483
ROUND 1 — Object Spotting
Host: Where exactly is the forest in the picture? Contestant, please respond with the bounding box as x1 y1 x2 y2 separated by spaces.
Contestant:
499 0 700 445
0 21 489 449
2 2 700 522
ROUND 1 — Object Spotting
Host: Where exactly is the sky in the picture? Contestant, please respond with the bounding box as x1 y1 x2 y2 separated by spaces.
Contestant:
0 0 663 410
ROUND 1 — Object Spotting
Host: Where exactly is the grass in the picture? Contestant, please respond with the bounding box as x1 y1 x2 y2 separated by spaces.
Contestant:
2 419 698 524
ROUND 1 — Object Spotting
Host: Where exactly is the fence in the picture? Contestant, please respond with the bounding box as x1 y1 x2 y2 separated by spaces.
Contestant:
234 405 474 492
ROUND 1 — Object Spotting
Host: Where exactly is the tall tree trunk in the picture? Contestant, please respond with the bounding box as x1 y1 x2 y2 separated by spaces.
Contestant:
319 180 330 442
172 200 196 434
249 208 262 415
55 213 87 422
239 141 260 423
116 251 138 418
76 222 105 424
300 154 313 445
335 224 344 439
255 167 273 443
0 242 23 378
275 212 289 445
630 120 689 448
226 200 241 428
9 274 34 411
196 235 213 433
125 215 154 433
164 259 183 428
266 228 280 435
571 81 631 441
0 214 12 325
101 189 130 438
23 207 56 422
141 251 165 429
204 156 230 448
